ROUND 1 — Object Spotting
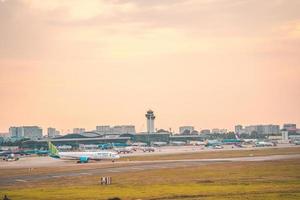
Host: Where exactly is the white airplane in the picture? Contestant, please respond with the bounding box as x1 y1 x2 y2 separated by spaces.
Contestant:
48 142 120 163
255 141 274 147
131 142 147 147
189 141 206 146
152 142 168 147
170 141 186 146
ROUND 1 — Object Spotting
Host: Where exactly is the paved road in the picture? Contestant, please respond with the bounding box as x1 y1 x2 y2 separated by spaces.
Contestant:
0 154 299 187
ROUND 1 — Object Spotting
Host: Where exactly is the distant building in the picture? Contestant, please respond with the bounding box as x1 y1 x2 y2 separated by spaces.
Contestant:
211 129 220 134
9 126 43 140
244 124 280 135
96 125 111 134
179 126 194 134
47 127 59 138
200 129 210 134
211 128 227 134
96 125 136 134
73 128 86 134
9 127 22 138
283 124 297 133
111 125 136 134
0 132 9 138
219 129 228 134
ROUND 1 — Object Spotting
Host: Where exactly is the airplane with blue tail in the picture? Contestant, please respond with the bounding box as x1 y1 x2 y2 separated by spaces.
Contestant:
48 141 120 163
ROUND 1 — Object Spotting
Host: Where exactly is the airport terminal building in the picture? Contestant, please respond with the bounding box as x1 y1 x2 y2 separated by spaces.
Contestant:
21 131 208 149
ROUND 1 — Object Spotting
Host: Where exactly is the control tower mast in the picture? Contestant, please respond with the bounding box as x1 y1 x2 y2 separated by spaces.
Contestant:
145 110 155 133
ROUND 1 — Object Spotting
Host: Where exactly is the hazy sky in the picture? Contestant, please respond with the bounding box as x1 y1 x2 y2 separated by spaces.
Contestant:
0 0 300 133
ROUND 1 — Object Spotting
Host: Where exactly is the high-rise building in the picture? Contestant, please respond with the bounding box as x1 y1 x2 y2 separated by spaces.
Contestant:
9 127 19 138
244 124 280 135
47 127 59 138
96 125 136 134
219 129 228 134
111 125 136 134
179 126 194 134
96 125 111 134
200 129 210 134
283 124 297 133
145 110 155 133
211 128 220 134
9 126 43 140
23 126 43 139
210 128 228 134
73 128 86 134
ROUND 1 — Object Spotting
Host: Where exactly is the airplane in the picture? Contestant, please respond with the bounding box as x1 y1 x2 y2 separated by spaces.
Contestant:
99 143 128 150
141 146 155 152
255 141 274 147
189 141 206 146
210 145 224 149
152 142 168 147
131 142 147 147
48 142 120 163
170 141 186 146
20 149 49 156
222 139 242 145
112 143 128 147
114 147 133 154
98 143 114 150
235 132 241 140
205 140 222 147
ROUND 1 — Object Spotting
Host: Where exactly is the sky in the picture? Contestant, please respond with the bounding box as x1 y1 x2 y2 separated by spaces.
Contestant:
0 0 300 133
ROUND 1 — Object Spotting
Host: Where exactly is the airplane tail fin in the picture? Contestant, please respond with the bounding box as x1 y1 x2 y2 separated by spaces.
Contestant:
48 141 60 158
235 132 240 140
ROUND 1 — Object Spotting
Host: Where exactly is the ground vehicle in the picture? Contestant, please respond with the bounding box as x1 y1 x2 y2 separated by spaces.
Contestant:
3 153 19 161
142 147 155 152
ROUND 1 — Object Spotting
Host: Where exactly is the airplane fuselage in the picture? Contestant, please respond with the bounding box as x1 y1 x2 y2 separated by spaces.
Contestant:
57 151 120 160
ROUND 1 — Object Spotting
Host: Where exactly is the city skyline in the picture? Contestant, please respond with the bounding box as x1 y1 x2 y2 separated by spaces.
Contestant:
3 120 298 135
1 0 300 132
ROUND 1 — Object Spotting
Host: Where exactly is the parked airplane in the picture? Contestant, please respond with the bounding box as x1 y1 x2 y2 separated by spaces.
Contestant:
170 141 186 146
222 139 242 144
255 141 274 147
205 140 222 147
48 142 120 163
152 142 168 147
115 147 133 154
99 143 128 150
189 141 206 146
141 146 155 152
131 142 147 147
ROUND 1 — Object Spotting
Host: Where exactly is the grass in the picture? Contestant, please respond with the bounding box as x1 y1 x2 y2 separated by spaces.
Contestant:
1 158 300 200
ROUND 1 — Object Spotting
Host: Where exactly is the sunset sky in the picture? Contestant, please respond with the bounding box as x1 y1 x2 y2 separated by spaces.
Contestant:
0 0 299 133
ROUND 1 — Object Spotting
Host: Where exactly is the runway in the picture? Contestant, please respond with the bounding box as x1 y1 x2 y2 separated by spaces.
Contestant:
1 154 299 187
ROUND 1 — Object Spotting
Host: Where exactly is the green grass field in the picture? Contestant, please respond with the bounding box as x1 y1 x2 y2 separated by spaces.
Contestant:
1 158 300 200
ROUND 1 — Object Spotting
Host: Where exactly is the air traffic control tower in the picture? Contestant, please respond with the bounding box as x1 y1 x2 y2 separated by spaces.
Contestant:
145 110 155 133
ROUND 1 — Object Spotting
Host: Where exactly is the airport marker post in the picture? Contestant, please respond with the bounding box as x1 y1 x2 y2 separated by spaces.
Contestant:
100 177 112 185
